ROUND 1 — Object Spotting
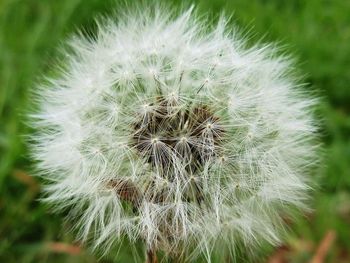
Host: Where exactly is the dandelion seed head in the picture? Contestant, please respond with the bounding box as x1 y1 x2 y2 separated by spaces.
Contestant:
31 4 319 261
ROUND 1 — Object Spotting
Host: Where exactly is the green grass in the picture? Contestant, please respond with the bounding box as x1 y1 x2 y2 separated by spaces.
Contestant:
1 0 349 262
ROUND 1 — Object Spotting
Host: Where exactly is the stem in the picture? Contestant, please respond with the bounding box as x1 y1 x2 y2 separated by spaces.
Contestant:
146 249 158 263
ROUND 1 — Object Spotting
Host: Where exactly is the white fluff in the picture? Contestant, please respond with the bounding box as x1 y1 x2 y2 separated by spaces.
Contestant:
31 5 318 261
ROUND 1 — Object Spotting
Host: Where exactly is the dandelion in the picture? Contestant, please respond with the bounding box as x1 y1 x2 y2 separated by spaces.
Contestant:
31 4 318 262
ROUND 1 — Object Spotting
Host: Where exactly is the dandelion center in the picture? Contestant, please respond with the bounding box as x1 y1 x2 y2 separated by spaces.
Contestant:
132 98 225 178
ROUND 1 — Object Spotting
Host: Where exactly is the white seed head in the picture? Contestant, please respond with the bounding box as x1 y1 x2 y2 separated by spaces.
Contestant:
31 4 319 261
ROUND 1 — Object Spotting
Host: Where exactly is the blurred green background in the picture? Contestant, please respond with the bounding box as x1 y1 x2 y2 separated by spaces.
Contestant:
1 0 349 262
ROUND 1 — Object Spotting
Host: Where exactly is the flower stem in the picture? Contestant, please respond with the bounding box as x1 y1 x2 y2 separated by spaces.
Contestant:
146 249 158 263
